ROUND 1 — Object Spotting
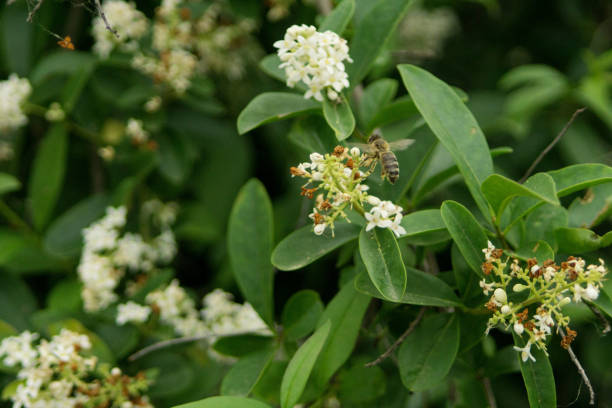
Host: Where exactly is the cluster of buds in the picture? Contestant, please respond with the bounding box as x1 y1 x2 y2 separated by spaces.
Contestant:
480 241 608 362
274 24 352 102
0 329 152 408
290 146 406 237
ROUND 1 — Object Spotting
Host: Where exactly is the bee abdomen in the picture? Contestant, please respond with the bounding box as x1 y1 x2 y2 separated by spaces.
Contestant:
382 152 399 183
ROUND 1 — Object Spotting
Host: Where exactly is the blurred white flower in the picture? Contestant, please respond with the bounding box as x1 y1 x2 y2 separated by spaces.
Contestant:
92 0 148 58
116 301 151 325
0 74 31 133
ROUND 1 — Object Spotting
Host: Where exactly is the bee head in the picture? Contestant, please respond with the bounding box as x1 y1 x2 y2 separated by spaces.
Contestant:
368 131 382 144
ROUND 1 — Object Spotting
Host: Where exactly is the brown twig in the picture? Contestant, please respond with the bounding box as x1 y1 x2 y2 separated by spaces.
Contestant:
365 307 426 367
566 342 595 405
586 301 611 334
519 107 586 183
26 0 44 22
482 377 498 408
93 0 120 39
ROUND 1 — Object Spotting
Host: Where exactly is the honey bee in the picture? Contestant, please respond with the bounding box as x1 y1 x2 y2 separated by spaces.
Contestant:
353 130 414 184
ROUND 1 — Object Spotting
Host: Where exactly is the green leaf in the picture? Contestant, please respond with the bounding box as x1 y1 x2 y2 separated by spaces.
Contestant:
398 209 450 245
43 194 111 258
312 281 370 387
237 92 320 134
28 123 68 231
481 173 559 220
366 96 419 131
0 229 27 266
221 349 275 397
281 290 324 341
272 222 361 271
440 201 488 277
399 64 493 219
173 396 272 408
228 179 275 327
288 116 338 154
548 164 612 197
348 0 415 85
280 321 331 408
524 204 568 248
359 228 406 301
568 183 612 228
398 314 460 391
514 240 554 263
47 279 82 311
354 268 461 307
30 51 97 85
338 362 386 402
554 227 612 254
0 273 37 331
322 95 355 141
590 290 612 321
213 335 275 359
359 79 398 128
61 60 96 114
1 2 33 75
319 0 355 34
512 334 556 408
0 173 20 195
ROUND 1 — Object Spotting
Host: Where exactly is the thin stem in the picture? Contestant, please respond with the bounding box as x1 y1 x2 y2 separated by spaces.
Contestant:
482 377 497 408
519 107 586 183
565 339 595 405
93 0 120 39
365 307 426 367
585 301 611 334
26 0 44 22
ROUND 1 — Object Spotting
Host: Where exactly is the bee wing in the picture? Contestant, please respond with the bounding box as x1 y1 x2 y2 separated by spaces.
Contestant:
388 139 415 152
347 142 377 155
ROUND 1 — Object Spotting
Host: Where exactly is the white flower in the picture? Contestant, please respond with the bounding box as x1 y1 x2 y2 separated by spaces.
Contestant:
116 301 151 325
0 74 31 133
0 331 39 368
144 96 162 112
389 214 406 238
482 240 495 261
92 0 148 58
44 102 65 122
132 49 197 94
314 223 326 235
501 305 511 314
493 288 507 304
479 280 494 296
274 25 352 102
366 195 381 206
98 146 115 161
126 118 149 143
513 341 536 362
513 322 524 335
585 283 599 300
572 283 599 302
350 147 360 156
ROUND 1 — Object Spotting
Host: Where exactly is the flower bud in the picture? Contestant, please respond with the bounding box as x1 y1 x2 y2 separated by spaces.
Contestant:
493 288 507 304
513 283 528 292
367 196 381 206
514 322 524 335
313 224 326 235
501 305 511 314
586 284 599 300
559 297 571 306
350 147 360 156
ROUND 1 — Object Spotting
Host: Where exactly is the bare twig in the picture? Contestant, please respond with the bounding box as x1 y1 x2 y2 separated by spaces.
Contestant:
519 107 586 183
586 302 611 334
365 307 426 367
482 377 498 408
93 0 120 39
128 330 269 361
26 0 44 22
566 343 595 405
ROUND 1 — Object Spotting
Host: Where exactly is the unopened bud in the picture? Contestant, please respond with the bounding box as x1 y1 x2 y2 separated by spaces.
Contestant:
559 297 571 306
514 322 524 335
493 288 507 304
513 283 528 292
501 305 511 314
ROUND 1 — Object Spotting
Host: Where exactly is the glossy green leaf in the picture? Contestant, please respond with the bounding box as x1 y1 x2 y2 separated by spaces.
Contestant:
398 209 450 245
548 164 612 197
280 321 331 408
61 60 96 114
0 173 20 195
513 334 556 408
554 227 612 254
28 123 68 230
399 314 459 391
43 194 111 257
481 173 559 220
440 201 488 277
0 273 37 331
483 346 521 378
359 78 398 128
173 396 272 408
228 179 275 327
237 92 320 134
514 240 554 264
348 0 415 85
312 281 370 387
1 3 33 75
288 116 337 154
322 94 355 141
524 204 568 248
366 96 419 131
272 222 361 271
221 349 275 397
30 51 96 85
568 183 612 228
399 64 493 219
47 279 82 312
319 0 355 34
0 229 28 266
281 290 324 341
213 335 275 359
354 269 462 307
359 228 406 301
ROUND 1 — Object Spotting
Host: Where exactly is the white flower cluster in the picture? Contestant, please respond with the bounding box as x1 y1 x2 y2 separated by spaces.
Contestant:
126 118 149 144
116 301 151 325
132 49 198 95
92 0 148 58
274 24 352 102
0 74 32 134
365 197 406 237
202 289 271 338
78 203 178 312
292 146 406 237
0 329 152 408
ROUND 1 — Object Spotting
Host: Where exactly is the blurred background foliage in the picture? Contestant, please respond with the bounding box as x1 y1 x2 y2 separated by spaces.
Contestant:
0 0 611 406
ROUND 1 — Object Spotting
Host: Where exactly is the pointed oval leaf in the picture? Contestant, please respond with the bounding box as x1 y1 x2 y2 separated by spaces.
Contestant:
173 396 272 408
554 227 610 254
228 179 275 327
0 173 20 195
322 95 355 141
28 123 68 231
272 222 361 271
319 0 355 34
280 320 331 408
440 201 488 277
398 314 460 391
348 0 415 85
237 92 320 135
359 228 406 301
281 290 324 341
548 164 612 197
359 78 398 128
312 282 371 387
397 209 450 245
399 64 493 219
221 349 275 397
512 334 556 408
514 240 554 264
